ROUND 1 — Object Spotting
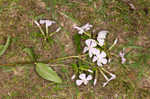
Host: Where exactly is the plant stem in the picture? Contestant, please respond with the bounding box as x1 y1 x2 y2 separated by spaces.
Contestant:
49 31 57 37
108 38 118 50
99 68 109 81
0 54 88 67
46 25 49 36
84 32 91 37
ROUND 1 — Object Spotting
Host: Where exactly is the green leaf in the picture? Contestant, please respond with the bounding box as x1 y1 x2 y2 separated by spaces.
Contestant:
0 35 11 57
23 48 36 61
35 63 62 83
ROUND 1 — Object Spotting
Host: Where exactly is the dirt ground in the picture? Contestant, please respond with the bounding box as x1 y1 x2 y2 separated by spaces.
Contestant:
0 0 150 98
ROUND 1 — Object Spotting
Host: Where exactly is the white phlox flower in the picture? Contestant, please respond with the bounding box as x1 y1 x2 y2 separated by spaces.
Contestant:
119 48 126 64
103 73 116 87
93 51 107 66
83 39 98 57
97 30 108 46
73 23 93 35
39 20 56 27
76 73 92 86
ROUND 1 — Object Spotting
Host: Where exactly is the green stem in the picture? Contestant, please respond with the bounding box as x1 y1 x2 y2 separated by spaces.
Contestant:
0 54 87 67
101 67 112 75
84 31 91 37
108 38 118 50
38 25 45 37
99 68 109 81
46 25 49 35
49 31 57 37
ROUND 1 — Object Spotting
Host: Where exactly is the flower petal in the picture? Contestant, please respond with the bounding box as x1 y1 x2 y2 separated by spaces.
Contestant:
97 61 102 66
88 69 93 73
92 48 100 55
76 80 83 86
87 75 92 80
81 23 93 31
83 47 88 53
100 51 107 57
89 50 93 58
39 20 46 24
92 56 98 62
83 80 88 85
98 30 108 39
79 73 86 79
93 79 97 86
85 39 97 47
101 58 107 64
71 74 76 80
78 30 84 34
73 26 84 34
46 20 55 27
121 57 126 64
97 39 104 46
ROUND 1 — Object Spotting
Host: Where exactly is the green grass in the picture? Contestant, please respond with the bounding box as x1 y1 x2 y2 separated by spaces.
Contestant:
0 0 150 98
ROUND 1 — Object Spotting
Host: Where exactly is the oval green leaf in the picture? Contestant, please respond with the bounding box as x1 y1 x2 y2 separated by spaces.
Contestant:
35 63 62 83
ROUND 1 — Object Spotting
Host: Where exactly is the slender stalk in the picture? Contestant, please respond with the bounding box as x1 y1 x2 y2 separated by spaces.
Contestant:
46 25 49 36
108 38 118 50
49 31 57 37
84 31 91 37
99 68 109 81
34 20 46 39
0 54 87 67
101 67 112 75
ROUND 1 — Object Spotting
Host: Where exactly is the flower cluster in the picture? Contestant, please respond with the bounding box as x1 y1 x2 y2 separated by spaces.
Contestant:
83 31 108 66
72 23 117 87
34 19 61 39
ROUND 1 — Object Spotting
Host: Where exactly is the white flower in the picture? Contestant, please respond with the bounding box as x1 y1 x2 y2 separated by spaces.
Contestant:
97 30 108 46
39 20 56 27
76 73 92 86
119 48 126 64
83 39 98 57
93 51 107 66
73 23 93 35
71 74 76 80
